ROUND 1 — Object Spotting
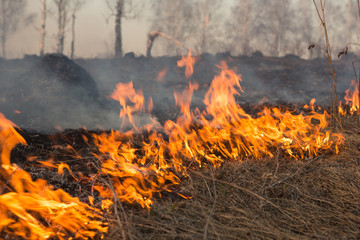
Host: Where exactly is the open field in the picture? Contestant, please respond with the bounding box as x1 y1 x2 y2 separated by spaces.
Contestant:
3 114 357 240
1 53 360 239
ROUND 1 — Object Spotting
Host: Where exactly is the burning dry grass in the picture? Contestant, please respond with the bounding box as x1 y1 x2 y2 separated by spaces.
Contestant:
0 115 358 239
0 51 359 239
104 116 360 240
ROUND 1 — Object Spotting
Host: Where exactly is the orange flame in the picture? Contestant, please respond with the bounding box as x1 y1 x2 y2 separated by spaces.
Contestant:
0 114 107 239
156 67 168 83
0 113 26 166
344 80 359 114
177 50 198 79
338 80 359 115
91 130 180 209
89 53 343 210
37 159 78 180
0 51 345 238
111 81 146 129
174 81 199 119
162 60 343 169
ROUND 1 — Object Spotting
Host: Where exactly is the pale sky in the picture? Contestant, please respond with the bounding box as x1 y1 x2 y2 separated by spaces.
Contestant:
6 1 151 58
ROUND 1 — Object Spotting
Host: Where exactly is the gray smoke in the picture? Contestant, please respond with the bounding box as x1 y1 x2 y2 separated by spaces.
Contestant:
0 52 356 133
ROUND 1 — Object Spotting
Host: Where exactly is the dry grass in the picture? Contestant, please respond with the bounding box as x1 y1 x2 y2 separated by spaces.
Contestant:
102 115 360 240
313 0 339 115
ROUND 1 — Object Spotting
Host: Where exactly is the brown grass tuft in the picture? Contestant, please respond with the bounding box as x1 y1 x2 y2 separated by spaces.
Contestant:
103 115 360 240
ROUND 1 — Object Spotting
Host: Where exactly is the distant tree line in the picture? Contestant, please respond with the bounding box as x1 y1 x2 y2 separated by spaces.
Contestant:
150 0 360 58
0 0 34 58
0 0 359 59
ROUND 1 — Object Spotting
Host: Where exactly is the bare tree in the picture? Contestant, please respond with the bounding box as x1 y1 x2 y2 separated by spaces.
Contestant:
105 0 125 58
53 0 69 54
105 0 141 58
39 0 46 56
313 0 339 114
114 0 124 58
70 0 86 59
228 0 309 57
0 0 27 58
193 0 224 53
266 0 294 56
227 0 251 55
293 1 314 58
146 31 186 57
151 0 196 56
51 0 87 57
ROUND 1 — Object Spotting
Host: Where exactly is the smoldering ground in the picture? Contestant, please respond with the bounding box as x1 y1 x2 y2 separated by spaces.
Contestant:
0 52 357 133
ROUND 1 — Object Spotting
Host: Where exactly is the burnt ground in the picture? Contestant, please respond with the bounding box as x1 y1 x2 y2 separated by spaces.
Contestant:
0 52 359 131
1 53 360 239
6 115 360 240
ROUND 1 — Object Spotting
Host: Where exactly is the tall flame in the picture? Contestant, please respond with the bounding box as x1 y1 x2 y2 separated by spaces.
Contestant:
163 60 343 170
111 81 145 129
344 80 359 114
91 130 180 210
177 50 198 79
0 113 107 239
0 50 345 238
338 80 360 115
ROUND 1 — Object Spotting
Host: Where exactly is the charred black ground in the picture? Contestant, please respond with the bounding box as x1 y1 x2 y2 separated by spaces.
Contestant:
6 115 360 240
0 52 358 131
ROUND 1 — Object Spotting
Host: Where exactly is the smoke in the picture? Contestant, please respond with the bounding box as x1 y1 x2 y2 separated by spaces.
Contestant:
0 54 122 132
0 51 356 133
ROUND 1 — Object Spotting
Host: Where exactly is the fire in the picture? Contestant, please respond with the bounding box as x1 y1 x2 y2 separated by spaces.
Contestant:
92 51 343 210
91 130 180 209
177 50 198 79
339 80 359 114
110 81 145 129
156 67 168 83
163 58 343 168
0 51 345 239
0 113 107 239
0 113 26 166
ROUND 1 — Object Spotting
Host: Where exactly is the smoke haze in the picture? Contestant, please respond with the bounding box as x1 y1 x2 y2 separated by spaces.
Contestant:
3 0 360 59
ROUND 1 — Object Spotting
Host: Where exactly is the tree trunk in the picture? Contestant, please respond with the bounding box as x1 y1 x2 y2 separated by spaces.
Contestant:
56 0 66 55
0 0 6 58
56 1 62 54
70 13 75 59
40 0 46 56
114 0 124 58
60 6 66 54
146 31 159 57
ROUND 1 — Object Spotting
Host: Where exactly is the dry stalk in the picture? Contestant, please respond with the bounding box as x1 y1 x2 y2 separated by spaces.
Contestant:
312 0 339 121
146 30 191 57
102 176 135 240
188 169 295 222
203 170 217 240
0 169 16 194
268 155 325 188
